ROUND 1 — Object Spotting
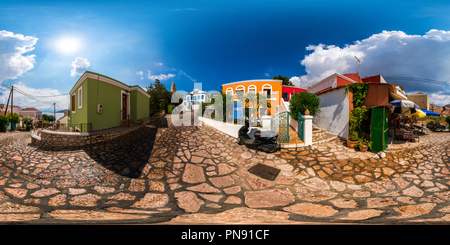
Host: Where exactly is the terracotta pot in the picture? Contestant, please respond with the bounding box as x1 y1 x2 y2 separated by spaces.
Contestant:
347 139 358 148
359 145 368 152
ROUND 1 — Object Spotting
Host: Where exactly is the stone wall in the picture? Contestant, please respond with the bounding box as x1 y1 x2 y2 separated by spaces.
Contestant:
31 125 142 149
312 127 327 142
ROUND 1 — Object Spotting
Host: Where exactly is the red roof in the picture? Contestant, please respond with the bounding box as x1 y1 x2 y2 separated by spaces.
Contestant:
21 108 41 111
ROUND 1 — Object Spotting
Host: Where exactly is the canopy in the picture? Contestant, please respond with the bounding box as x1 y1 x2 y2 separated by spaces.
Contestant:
389 100 419 109
421 109 440 117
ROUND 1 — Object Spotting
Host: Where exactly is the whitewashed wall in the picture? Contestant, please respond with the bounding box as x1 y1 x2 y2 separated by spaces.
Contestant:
198 117 244 138
314 87 350 138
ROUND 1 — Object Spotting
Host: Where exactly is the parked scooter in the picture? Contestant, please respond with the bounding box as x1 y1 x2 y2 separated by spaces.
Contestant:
237 120 279 153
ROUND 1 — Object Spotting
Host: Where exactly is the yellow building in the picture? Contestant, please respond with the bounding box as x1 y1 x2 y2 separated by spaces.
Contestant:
222 79 282 116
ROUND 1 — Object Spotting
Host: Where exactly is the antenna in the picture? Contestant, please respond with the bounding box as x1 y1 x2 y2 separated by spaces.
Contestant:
354 56 361 76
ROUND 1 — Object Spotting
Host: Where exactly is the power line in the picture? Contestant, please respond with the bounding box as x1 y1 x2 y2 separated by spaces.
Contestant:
13 88 54 105
384 76 450 87
1 85 67 115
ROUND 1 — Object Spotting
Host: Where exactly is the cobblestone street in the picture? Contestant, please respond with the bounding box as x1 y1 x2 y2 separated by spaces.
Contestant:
1 113 450 224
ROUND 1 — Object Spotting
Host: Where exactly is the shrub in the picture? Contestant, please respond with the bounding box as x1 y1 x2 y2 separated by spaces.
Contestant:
0 115 8 132
349 105 368 138
289 91 321 117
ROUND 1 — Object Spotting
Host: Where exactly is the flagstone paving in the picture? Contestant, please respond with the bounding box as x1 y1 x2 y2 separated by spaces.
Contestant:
0 113 450 224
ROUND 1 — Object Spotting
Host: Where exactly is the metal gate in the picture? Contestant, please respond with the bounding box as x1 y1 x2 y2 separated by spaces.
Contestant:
271 111 289 143
298 112 304 141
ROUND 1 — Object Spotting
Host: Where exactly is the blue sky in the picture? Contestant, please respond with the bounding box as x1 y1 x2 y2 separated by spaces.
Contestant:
1 0 450 113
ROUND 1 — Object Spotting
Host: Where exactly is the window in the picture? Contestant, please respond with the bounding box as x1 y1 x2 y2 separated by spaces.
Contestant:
236 85 245 97
226 87 233 95
201 94 204 100
71 94 76 112
262 84 272 99
78 87 83 109
248 85 256 94
283 93 289 100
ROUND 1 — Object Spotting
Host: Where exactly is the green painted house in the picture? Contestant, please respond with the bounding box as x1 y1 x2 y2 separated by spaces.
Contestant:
69 71 150 131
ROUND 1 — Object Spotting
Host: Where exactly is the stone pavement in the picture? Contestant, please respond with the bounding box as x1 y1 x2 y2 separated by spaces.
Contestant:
0 113 450 224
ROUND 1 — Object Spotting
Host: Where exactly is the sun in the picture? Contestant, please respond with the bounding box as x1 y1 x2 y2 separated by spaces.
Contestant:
55 36 82 55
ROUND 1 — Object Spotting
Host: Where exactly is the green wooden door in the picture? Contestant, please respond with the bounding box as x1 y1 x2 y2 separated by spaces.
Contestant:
370 107 389 152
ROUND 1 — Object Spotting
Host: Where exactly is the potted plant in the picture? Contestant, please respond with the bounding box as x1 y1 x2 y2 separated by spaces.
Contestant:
357 139 373 152
347 131 359 148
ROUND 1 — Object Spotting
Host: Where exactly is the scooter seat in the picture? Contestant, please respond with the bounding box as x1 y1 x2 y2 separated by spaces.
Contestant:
242 138 256 145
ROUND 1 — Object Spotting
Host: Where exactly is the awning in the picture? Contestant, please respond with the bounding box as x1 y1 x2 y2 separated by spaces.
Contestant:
421 109 441 117
389 100 419 109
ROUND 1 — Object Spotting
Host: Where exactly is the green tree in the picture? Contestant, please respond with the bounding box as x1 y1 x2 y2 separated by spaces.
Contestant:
7 112 20 124
289 91 321 117
146 79 172 115
22 116 34 131
273 75 294 86
42 114 55 122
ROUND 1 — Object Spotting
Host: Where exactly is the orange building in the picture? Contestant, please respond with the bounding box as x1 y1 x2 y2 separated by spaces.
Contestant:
222 79 283 116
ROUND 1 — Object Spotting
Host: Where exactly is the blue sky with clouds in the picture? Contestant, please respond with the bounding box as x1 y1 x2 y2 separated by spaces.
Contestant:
1 0 450 112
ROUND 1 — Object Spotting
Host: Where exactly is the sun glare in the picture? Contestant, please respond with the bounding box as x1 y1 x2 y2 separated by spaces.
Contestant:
55 37 81 54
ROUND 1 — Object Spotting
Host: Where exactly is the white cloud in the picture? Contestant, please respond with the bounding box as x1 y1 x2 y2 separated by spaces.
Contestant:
0 82 69 113
137 70 144 80
290 76 301 87
70 57 90 77
0 30 37 83
298 29 450 105
155 62 163 66
147 70 176 81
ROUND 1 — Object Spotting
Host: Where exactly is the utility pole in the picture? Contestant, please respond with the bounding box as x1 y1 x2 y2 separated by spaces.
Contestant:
4 86 12 116
11 85 13 123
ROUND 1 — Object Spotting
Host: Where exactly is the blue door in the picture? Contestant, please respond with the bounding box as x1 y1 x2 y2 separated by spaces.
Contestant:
233 103 242 120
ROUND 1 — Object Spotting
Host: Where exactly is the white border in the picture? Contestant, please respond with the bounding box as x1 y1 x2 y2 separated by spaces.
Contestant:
78 86 83 109
121 90 131 121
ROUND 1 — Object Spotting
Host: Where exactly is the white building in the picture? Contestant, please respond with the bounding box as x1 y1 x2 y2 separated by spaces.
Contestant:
183 89 210 111
18 108 42 120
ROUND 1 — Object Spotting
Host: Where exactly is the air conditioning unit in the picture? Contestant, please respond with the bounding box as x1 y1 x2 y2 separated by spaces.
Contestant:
97 104 103 114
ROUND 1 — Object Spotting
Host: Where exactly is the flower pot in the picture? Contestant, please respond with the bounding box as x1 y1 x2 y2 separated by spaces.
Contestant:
359 145 369 152
347 139 358 148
